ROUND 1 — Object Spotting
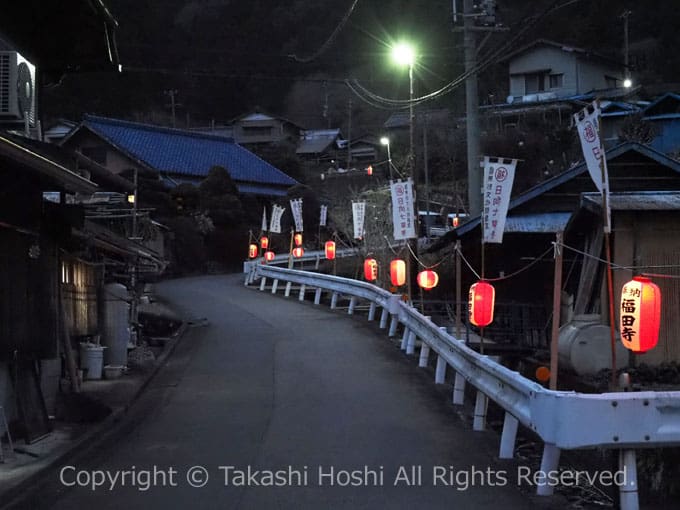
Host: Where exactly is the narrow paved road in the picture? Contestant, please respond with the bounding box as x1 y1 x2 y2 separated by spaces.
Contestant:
16 274 562 509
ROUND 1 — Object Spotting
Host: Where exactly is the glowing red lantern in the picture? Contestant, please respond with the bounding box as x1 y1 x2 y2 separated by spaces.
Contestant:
390 259 406 287
469 281 495 327
260 236 269 249
264 251 275 262
293 247 304 258
620 276 661 353
452 215 460 228
417 270 439 290
364 258 378 281
294 233 303 246
248 244 258 258
366 165 373 176
325 241 336 260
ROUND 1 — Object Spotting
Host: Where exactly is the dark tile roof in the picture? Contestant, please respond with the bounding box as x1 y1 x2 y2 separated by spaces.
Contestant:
81 115 297 188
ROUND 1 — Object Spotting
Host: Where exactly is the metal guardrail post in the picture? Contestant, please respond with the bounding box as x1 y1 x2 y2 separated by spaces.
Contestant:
271 279 279 294
298 284 306 301
536 443 561 496
453 372 466 405
388 315 399 337
619 450 639 510
499 413 519 459
379 308 388 329
314 288 322 305
406 330 416 355
330 292 338 309
284 282 292 297
368 302 377 321
400 327 410 350
473 390 488 431
259 277 267 291
419 340 430 368
348 296 357 315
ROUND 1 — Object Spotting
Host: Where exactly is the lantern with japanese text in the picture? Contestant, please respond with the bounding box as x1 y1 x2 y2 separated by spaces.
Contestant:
364 258 378 281
620 276 661 353
248 244 258 258
264 251 275 262
390 259 406 287
260 236 269 249
292 247 304 258
417 270 439 290
324 241 336 260
294 233 303 246
469 281 495 327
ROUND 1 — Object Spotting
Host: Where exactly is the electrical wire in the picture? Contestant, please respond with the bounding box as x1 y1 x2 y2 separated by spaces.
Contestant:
344 0 573 108
288 0 360 63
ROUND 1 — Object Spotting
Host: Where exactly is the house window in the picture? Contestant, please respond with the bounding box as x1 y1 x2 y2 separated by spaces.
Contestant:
524 73 545 94
549 74 564 89
242 126 273 137
81 146 107 165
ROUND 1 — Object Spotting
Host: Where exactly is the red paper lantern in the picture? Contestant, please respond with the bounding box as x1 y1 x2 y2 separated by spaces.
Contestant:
417 270 439 290
260 236 269 249
292 247 304 258
390 259 406 287
620 276 661 353
469 281 495 327
366 165 373 176
264 251 275 262
248 244 258 258
294 233 303 246
452 215 460 228
325 240 336 260
364 258 378 281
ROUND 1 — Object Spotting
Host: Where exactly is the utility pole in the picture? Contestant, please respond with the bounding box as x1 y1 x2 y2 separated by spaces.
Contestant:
463 0 481 217
620 10 632 84
164 89 180 128
346 99 352 170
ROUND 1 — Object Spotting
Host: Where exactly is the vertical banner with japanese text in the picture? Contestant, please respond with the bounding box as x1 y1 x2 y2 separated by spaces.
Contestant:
269 204 285 234
390 179 417 240
290 198 304 232
574 101 611 232
352 201 366 239
261 206 268 233
482 156 517 244
319 204 328 227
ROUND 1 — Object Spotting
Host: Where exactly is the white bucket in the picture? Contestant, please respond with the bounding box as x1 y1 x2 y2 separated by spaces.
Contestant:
80 343 106 380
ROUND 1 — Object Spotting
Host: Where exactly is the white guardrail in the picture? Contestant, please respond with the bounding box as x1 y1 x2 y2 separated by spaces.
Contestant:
244 263 680 510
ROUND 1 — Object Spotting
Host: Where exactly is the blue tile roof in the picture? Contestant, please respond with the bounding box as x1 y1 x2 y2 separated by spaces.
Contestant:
82 115 297 188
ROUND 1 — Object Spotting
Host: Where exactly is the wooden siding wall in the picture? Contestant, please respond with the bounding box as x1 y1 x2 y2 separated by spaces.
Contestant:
614 212 680 365
60 258 99 340
0 230 59 360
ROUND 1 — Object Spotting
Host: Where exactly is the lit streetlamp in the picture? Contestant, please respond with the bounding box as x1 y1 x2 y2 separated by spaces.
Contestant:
391 41 417 302
380 136 393 180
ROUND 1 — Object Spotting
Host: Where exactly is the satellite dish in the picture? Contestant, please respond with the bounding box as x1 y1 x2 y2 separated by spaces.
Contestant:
506 95 514 104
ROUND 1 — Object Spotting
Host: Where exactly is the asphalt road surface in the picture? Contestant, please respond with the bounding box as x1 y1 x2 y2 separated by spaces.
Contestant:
14 274 565 510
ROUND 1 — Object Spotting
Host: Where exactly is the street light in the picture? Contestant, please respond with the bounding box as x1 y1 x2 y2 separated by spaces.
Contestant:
391 41 417 302
380 136 393 180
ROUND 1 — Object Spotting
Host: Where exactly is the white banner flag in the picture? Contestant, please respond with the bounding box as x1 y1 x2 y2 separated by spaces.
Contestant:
270 204 285 234
261 206 268 232
319 205 328 227
290 198 304 232
482 156 517 244
352 201 366 239
390 179 417 240
574 101 611 232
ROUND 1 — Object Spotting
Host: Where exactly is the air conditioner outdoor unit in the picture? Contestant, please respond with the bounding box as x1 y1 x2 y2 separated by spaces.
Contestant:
0 51 37 126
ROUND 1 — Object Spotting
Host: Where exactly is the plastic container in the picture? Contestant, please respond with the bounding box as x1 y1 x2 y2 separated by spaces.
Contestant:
558 315 627 375
79 343 106 380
